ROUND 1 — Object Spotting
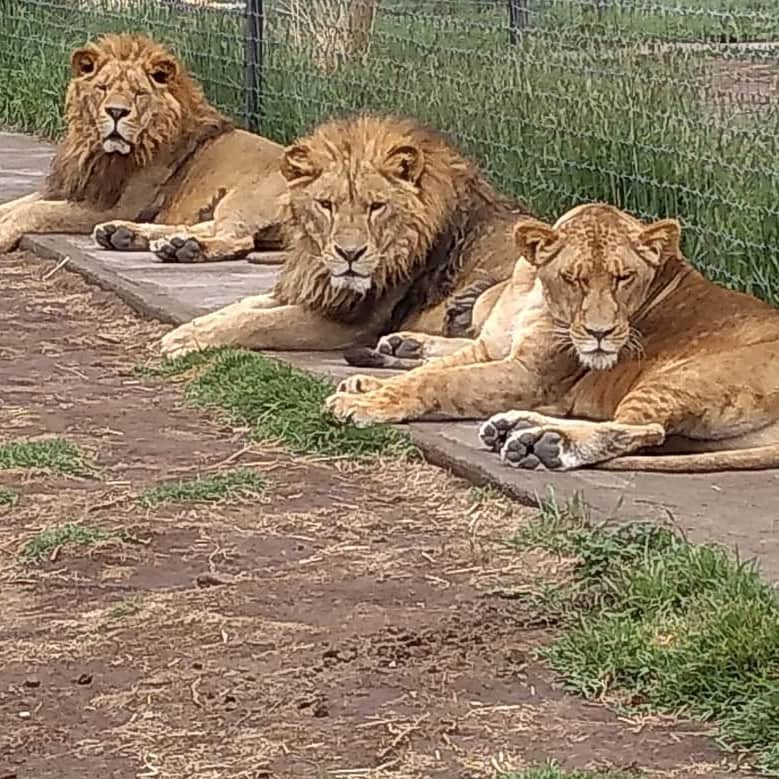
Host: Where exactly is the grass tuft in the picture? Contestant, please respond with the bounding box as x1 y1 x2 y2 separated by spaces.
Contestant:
22 523 111 561
139 467 266 508
522 497 779 774
0 438 94 476
147 348 417 459
108 595 144 620
501 762 637 779
0 486 18 508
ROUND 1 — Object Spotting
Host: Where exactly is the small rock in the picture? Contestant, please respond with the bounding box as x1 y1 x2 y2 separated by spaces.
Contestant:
23 677 40 689
17 712 31 719
76 673 92 686
195 572 234 588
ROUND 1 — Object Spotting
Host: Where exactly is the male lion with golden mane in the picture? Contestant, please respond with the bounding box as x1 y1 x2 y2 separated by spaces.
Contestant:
160 114 532 360
327 203 779 473
0 33 285 262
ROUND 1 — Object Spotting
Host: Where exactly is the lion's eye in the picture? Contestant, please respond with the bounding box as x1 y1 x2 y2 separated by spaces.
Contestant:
617 272 636 285
369 201 386 214
316 199 333 212
561 272 577 285
96 84 108 93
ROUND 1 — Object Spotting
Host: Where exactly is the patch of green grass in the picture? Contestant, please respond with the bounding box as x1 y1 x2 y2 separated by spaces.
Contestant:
148 348 416 459
501 762 637 779
108 595 144 620
0 437 93 476
523 498 779 774
0 487 18 508
139 467 266 508
22 523 111 561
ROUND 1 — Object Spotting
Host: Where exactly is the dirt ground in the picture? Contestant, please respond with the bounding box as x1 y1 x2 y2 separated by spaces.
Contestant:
0 252 747 779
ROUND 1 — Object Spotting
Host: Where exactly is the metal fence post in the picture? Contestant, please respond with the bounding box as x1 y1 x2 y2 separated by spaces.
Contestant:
244 0 263 132
508 0 528 45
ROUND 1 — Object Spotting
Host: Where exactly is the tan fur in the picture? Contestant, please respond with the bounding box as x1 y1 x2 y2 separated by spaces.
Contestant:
160 114 530 359
327 203 779 473
0 34 285 261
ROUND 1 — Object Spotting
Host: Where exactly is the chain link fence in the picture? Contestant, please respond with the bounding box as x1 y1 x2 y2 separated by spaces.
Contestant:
1 0 778 302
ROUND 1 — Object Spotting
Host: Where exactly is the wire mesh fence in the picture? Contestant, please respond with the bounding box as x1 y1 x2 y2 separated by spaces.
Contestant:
1 0 778 302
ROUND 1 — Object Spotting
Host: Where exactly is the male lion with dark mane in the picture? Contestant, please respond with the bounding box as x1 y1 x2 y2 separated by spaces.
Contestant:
327 203 779 473
0 33 285 262
160 114 532 360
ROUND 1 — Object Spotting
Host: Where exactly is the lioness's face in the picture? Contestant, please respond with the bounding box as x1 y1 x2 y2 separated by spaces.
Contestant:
67 43 182 156
515 205 681 371
280 140 425 294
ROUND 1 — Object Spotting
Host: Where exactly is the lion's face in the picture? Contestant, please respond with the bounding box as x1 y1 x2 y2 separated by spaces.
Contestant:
66 37 184 158
279 128 427 295
515 204 681 371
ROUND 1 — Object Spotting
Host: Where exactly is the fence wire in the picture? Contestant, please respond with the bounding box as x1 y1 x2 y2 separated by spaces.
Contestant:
1 0 778 302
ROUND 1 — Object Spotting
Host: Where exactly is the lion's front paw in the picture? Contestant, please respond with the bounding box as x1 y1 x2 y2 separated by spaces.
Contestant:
160 322 209 358
0 225 22 254
324 390 405 427
376 332 424 360
93 222 147 251
500 427 570 471
152 235 206 263
479 410 546 452
336 374 385 394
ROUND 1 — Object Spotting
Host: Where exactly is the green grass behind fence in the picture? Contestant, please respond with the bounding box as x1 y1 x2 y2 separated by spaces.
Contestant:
1 0 778 303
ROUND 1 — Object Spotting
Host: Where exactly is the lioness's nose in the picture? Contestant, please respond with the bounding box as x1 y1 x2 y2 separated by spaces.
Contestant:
334 244 367 265
105 106 130 121
584 326 616 340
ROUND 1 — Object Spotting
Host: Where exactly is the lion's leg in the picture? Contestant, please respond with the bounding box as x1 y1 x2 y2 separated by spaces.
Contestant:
93 220 217 251
0 192 40 219
151 231 255 263
0 199 130 253
160 295 377 359
337 337 487 394
326 355 545 426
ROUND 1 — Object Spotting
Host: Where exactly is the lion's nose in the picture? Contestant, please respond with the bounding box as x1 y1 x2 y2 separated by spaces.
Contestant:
584 326 616 340
105 106 130 121
334 244 368 265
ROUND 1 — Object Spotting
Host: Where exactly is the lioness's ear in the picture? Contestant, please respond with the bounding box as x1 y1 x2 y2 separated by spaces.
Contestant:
70 46 101 78
148 56 179 86
514 218 558 267
384 144 424 183
281 144 320 183
636 218 681 266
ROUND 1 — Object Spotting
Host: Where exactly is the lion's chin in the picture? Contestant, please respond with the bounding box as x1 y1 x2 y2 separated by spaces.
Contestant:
102 137 132 155
330 274 372 295
578 349 619 372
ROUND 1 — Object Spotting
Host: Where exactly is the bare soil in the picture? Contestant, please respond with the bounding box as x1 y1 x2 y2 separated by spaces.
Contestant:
0 252 745 778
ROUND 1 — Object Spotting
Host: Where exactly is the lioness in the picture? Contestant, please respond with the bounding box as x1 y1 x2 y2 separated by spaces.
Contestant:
0 33 285 262
326 203 779 472
160 114 532 359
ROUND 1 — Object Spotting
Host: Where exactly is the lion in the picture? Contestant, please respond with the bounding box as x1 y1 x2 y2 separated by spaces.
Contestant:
326 202 779 473
0 33 285 262
159 113 532 360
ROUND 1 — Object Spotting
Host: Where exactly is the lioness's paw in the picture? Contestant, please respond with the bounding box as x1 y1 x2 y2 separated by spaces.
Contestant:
478 410 543 452
0 225 22 253
93 222 147 251
152 235 205 263
377 332 424 360
500 427 569 471
324 391 402 427
336 374 385 394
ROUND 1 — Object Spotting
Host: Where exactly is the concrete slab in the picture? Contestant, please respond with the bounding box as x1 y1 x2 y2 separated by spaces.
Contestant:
3 131 778 583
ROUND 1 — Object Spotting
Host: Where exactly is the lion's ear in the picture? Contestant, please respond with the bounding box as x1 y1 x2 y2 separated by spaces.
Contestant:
281 144 320 183
636 218 681 266
148 56 179 86
70 46 101 78
514 218 559 267
384 144 424 183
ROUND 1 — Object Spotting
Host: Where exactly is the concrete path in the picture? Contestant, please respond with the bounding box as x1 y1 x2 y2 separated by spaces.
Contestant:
2 130 778 583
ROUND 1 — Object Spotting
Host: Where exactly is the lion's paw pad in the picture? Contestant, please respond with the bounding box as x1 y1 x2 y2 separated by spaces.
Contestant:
478 415 534 452
500 429 564 470
152 235 204 263
337 375 383 394
377 333 423 359
94 223 136 251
